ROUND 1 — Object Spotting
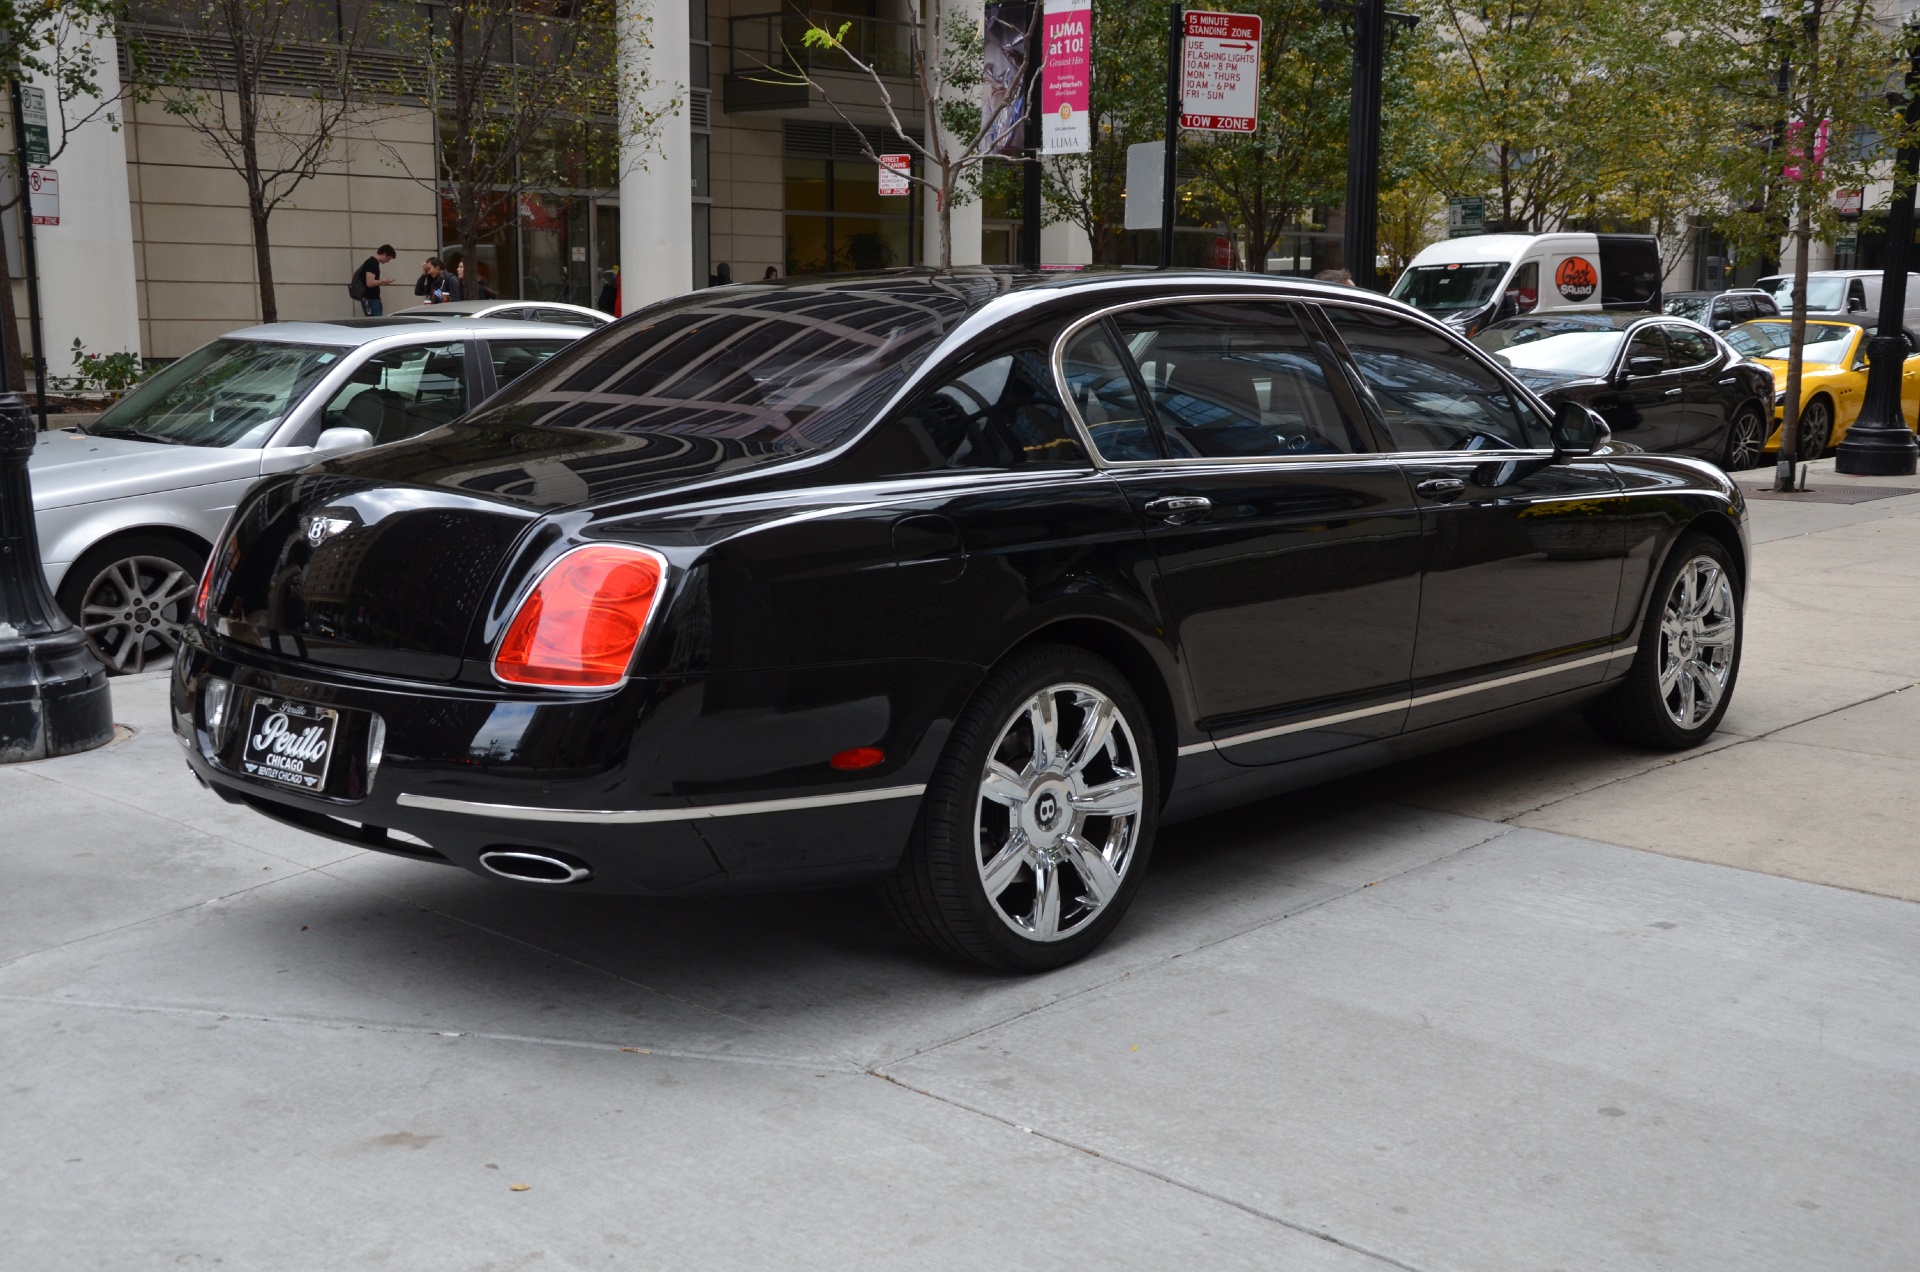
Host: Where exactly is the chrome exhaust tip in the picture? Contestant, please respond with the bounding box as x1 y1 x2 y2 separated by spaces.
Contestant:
477 849 593 885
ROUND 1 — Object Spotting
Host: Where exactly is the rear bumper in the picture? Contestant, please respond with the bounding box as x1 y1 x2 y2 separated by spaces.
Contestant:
172 642 963 895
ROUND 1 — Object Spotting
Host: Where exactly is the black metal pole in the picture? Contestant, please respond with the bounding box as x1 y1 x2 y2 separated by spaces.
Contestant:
1160 2 1181 269
1836 26 1920 476
0 392 112 761
1342 0 1384 290
1019 2 1042 268
9 81 47 431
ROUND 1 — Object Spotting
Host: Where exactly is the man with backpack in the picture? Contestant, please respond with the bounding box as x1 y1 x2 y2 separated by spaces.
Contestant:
349 245 398 315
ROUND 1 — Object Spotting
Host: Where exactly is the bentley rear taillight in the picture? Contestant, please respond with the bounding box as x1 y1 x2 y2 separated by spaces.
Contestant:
493 545 666 689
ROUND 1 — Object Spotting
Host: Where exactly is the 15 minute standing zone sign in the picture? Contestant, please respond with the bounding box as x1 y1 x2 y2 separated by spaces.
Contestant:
1181 10 1261 133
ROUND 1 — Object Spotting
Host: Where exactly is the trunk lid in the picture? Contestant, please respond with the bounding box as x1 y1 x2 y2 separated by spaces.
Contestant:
206 471 539 681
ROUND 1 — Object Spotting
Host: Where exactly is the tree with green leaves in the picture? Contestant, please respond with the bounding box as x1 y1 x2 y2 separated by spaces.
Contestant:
1687 0 1907 487
1186 2 1350 273
378 0 675 299
0 0 127 388
133 0 376 324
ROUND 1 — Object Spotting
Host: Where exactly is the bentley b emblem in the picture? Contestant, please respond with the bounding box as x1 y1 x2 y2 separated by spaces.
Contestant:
305 516 353 547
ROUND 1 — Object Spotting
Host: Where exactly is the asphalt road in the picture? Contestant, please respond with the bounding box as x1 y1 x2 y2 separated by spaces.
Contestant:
4 460 1918 1270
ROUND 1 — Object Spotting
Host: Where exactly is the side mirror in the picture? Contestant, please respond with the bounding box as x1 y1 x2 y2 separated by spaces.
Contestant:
1713 318 1733 331
1624 355 1664 378
1552 401 1611 457
313 426 373 455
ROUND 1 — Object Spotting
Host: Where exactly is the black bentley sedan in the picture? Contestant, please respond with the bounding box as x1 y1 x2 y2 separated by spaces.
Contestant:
1474 312 1775 470
174 271 1748 971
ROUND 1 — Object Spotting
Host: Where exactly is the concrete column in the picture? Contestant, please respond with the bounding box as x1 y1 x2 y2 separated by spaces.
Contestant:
27 29 139 369
620 0 692 309
925 0 981 267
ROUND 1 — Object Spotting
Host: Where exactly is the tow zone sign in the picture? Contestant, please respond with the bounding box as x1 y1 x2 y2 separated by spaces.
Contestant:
1181 11 1261 133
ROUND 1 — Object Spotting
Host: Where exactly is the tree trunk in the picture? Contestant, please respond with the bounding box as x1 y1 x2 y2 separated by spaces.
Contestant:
938 171 953 269
1774 200 1812 492
250 196 278 324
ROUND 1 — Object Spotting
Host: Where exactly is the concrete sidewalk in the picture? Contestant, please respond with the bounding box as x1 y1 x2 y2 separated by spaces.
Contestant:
3 464 1917 1270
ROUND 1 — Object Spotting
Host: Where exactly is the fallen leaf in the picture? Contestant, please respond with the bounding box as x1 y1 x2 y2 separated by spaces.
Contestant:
300 925 309 931
510 1183 531 1192
1131 1045 1139 1053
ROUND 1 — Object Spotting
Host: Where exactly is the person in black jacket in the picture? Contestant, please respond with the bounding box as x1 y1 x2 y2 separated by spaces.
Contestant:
356 245 397 315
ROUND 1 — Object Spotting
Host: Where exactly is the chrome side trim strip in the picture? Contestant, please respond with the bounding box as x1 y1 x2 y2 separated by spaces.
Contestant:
396 784 929 825
1189 646 1635 757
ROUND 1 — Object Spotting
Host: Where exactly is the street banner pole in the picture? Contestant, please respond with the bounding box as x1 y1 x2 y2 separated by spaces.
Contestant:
1835 23 1920 475
1160 2 1181 269
1020 2 1043 268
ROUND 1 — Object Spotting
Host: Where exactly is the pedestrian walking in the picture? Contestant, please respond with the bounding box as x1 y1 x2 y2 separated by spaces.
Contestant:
709 262 732 288
351 245 398 315
596 268 617 314
1313 268 1357 287
763 266 779 280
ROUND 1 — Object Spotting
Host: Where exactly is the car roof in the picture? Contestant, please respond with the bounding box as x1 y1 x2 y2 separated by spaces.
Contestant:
214 317 595 346
1483 312 1667 334
393 299 608 317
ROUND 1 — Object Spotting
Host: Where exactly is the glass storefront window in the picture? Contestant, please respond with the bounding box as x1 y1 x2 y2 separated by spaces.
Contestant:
783 155 918 277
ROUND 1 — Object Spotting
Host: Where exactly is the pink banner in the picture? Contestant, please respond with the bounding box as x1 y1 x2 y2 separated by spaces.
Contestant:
1041 0 1091 155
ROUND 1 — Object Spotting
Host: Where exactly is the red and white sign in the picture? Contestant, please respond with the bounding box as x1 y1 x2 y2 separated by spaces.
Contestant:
27 166 57 226
1181 11 1261 133
1041 0 1092 155
1211 235 1234 269
878 154 911 196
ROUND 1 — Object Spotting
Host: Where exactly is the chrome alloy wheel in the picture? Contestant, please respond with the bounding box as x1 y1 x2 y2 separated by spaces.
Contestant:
1657 554 1737 730
974 682 1145 943
78 554 197 673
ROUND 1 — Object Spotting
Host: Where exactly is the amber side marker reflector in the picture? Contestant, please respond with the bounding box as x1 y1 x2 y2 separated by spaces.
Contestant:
830 746 885 771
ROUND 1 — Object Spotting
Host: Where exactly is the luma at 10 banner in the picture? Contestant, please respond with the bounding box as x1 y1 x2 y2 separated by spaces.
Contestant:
1041 0 1091 155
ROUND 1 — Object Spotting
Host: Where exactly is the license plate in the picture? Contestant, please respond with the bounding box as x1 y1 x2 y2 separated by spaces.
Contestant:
239 697 339 792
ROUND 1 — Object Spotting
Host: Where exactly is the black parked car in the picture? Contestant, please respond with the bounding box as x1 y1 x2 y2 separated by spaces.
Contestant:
1474 312 1776 470
175 272 1748 971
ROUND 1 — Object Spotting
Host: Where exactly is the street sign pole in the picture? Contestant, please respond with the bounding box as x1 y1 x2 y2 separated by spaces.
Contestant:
1160 2 1181 269
1330 0 1416 290
1020 2 1043 268
8 81 48 431
1835 23 1920 475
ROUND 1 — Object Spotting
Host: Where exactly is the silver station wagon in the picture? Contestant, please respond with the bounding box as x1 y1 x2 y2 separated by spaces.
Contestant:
31 316 590 673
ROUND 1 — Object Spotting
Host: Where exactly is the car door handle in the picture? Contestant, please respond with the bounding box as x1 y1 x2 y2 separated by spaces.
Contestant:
1665 387 1684 397
1414 477 1465 497
1719 376 1739 384
1144 495 1211 521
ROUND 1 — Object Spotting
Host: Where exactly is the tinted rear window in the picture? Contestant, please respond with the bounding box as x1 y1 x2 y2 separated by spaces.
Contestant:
462 280 979 456
1598 237 1660 307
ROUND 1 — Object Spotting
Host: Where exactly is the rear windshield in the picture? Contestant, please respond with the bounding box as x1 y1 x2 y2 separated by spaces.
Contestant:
1759 276 1846 313
89 339 348 448
463 280 977 455
1724 320 1855 365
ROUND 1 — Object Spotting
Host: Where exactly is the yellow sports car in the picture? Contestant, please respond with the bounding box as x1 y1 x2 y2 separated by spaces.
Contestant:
1723 319 1920 459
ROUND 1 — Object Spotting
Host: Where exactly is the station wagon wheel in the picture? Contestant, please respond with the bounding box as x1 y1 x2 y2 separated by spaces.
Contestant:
1797 396 1833 459
1722 404 1765 471
881 644 1160 972
1586 535 1742 750
56 536 205 676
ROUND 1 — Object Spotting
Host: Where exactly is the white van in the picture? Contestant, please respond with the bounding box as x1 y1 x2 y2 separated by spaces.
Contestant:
1390 232 1663 336
1753 269 1920 329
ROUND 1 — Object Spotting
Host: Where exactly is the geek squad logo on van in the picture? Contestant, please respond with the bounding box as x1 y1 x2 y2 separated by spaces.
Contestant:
1555 257 1598 301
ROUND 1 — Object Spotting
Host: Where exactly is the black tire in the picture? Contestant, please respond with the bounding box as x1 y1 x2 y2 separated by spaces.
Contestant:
1797 396 1833 459
1721 403 1765 471
1585 534 1742 750
879 643 1160 973
55 534 206 675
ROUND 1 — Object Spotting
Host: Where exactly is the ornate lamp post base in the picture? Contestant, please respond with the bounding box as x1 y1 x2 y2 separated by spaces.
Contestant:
0 394 112 762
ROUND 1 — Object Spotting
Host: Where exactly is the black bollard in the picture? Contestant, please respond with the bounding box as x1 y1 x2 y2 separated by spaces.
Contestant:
0 393 112 760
